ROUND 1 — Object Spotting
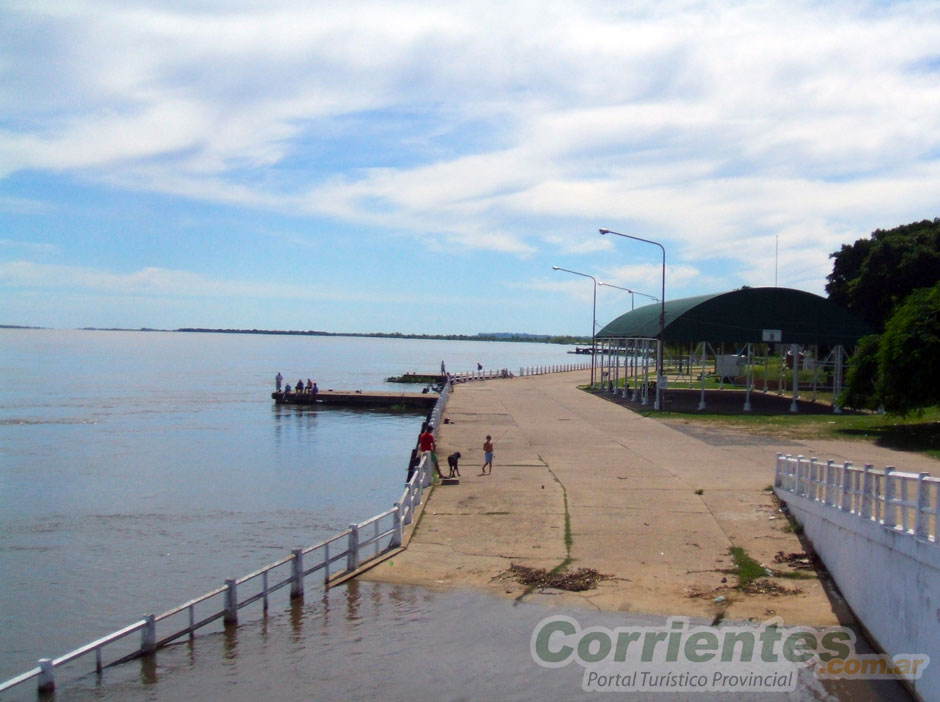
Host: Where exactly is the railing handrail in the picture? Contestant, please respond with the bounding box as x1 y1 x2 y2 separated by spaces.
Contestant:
774 453 939 544
449 361 591 381
52 620 148 667
1 380 452 697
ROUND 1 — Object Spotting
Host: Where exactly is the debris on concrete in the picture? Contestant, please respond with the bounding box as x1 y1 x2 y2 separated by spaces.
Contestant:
504 563 612 592
773 551 816 570
739 579 803 596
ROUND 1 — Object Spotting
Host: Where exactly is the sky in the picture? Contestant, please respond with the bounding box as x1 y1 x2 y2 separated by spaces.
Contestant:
1 0 939 336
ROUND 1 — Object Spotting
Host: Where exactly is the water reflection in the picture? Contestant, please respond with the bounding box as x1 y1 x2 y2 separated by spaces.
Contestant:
33 581 911 702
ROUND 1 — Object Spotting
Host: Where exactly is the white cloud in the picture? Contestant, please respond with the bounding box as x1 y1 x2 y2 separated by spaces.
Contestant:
2 0 939 270
0 260 354 301
0 239 60 255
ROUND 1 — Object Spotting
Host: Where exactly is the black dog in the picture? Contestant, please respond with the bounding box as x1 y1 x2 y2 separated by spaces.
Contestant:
447 452 462 478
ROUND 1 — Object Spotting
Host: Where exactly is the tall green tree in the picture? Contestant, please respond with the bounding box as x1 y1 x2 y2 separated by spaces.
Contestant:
826 219 940 331
876 283 940 415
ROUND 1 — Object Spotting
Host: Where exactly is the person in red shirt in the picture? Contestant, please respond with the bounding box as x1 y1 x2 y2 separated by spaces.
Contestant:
418 424 443 479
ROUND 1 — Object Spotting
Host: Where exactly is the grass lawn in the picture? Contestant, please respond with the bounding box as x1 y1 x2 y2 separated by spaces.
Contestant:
642 406 940 460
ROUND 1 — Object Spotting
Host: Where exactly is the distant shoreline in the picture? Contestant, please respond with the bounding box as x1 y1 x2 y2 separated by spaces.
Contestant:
0 325 588 346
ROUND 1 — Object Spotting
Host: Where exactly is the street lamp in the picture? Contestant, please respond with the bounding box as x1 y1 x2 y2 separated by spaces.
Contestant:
598 282 658 311
553 265 598 386
599 228 667 410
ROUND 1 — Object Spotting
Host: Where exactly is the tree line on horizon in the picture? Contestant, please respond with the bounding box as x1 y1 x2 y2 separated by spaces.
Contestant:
827 218 940 414
176 327 590 345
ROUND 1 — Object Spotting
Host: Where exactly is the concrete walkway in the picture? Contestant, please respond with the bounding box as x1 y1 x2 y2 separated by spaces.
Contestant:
363 371 938 625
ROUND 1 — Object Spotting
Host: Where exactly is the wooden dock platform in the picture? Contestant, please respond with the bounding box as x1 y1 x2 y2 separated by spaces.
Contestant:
272 390 437 408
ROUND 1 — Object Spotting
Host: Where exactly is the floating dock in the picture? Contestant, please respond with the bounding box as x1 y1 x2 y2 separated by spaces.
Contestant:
272 390 437 408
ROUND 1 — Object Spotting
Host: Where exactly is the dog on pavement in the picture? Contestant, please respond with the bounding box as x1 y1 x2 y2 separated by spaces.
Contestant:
447 451 462 478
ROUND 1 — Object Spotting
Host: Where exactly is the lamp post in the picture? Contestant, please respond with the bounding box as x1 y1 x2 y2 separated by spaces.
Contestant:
553 265 598 386
598 282 658 311
599 228 667 410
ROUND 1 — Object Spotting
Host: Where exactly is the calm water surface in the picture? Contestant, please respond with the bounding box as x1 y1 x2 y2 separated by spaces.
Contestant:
0 329 578 681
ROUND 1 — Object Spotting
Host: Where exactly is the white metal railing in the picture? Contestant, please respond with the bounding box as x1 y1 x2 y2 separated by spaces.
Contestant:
516 362 590 378
449 361 590 383
774 453 940 543
0 392 448 697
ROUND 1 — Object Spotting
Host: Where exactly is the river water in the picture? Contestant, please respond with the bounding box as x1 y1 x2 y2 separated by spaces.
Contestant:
0 329 577 680
0 330 910 700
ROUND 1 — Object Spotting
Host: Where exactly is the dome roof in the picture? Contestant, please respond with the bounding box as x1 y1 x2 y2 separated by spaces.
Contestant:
596 287 872 345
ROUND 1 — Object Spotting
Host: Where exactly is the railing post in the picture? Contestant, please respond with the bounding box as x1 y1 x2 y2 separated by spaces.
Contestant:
390 503 403 547
37 658 55 693
421 456 432 488
402 490 413 525
824 460 835 506
915 473 930 540
774 453 784 488
795 455 805 496
809 458 818 500
883 467 896 528
861 464 874 520
840 462 853 512
290 548 304 599
224 578 238 624
323 542 331 586
347 524 360 572
141 614 156 654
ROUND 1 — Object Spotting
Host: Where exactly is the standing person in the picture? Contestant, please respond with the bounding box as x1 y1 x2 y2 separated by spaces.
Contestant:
441 360 446 375
482 435 494 475
418 424 443 479
276 372 283 392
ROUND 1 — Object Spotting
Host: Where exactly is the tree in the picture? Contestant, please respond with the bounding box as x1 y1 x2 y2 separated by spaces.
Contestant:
876 283 940 415
826 219 940 331
839 334 881 411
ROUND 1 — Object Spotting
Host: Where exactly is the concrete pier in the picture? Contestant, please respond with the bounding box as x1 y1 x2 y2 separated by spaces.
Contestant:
272 390 437 408
363 369 938 625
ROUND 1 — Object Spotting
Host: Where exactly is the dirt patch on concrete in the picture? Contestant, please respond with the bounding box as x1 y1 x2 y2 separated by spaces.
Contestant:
500 564 612 592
